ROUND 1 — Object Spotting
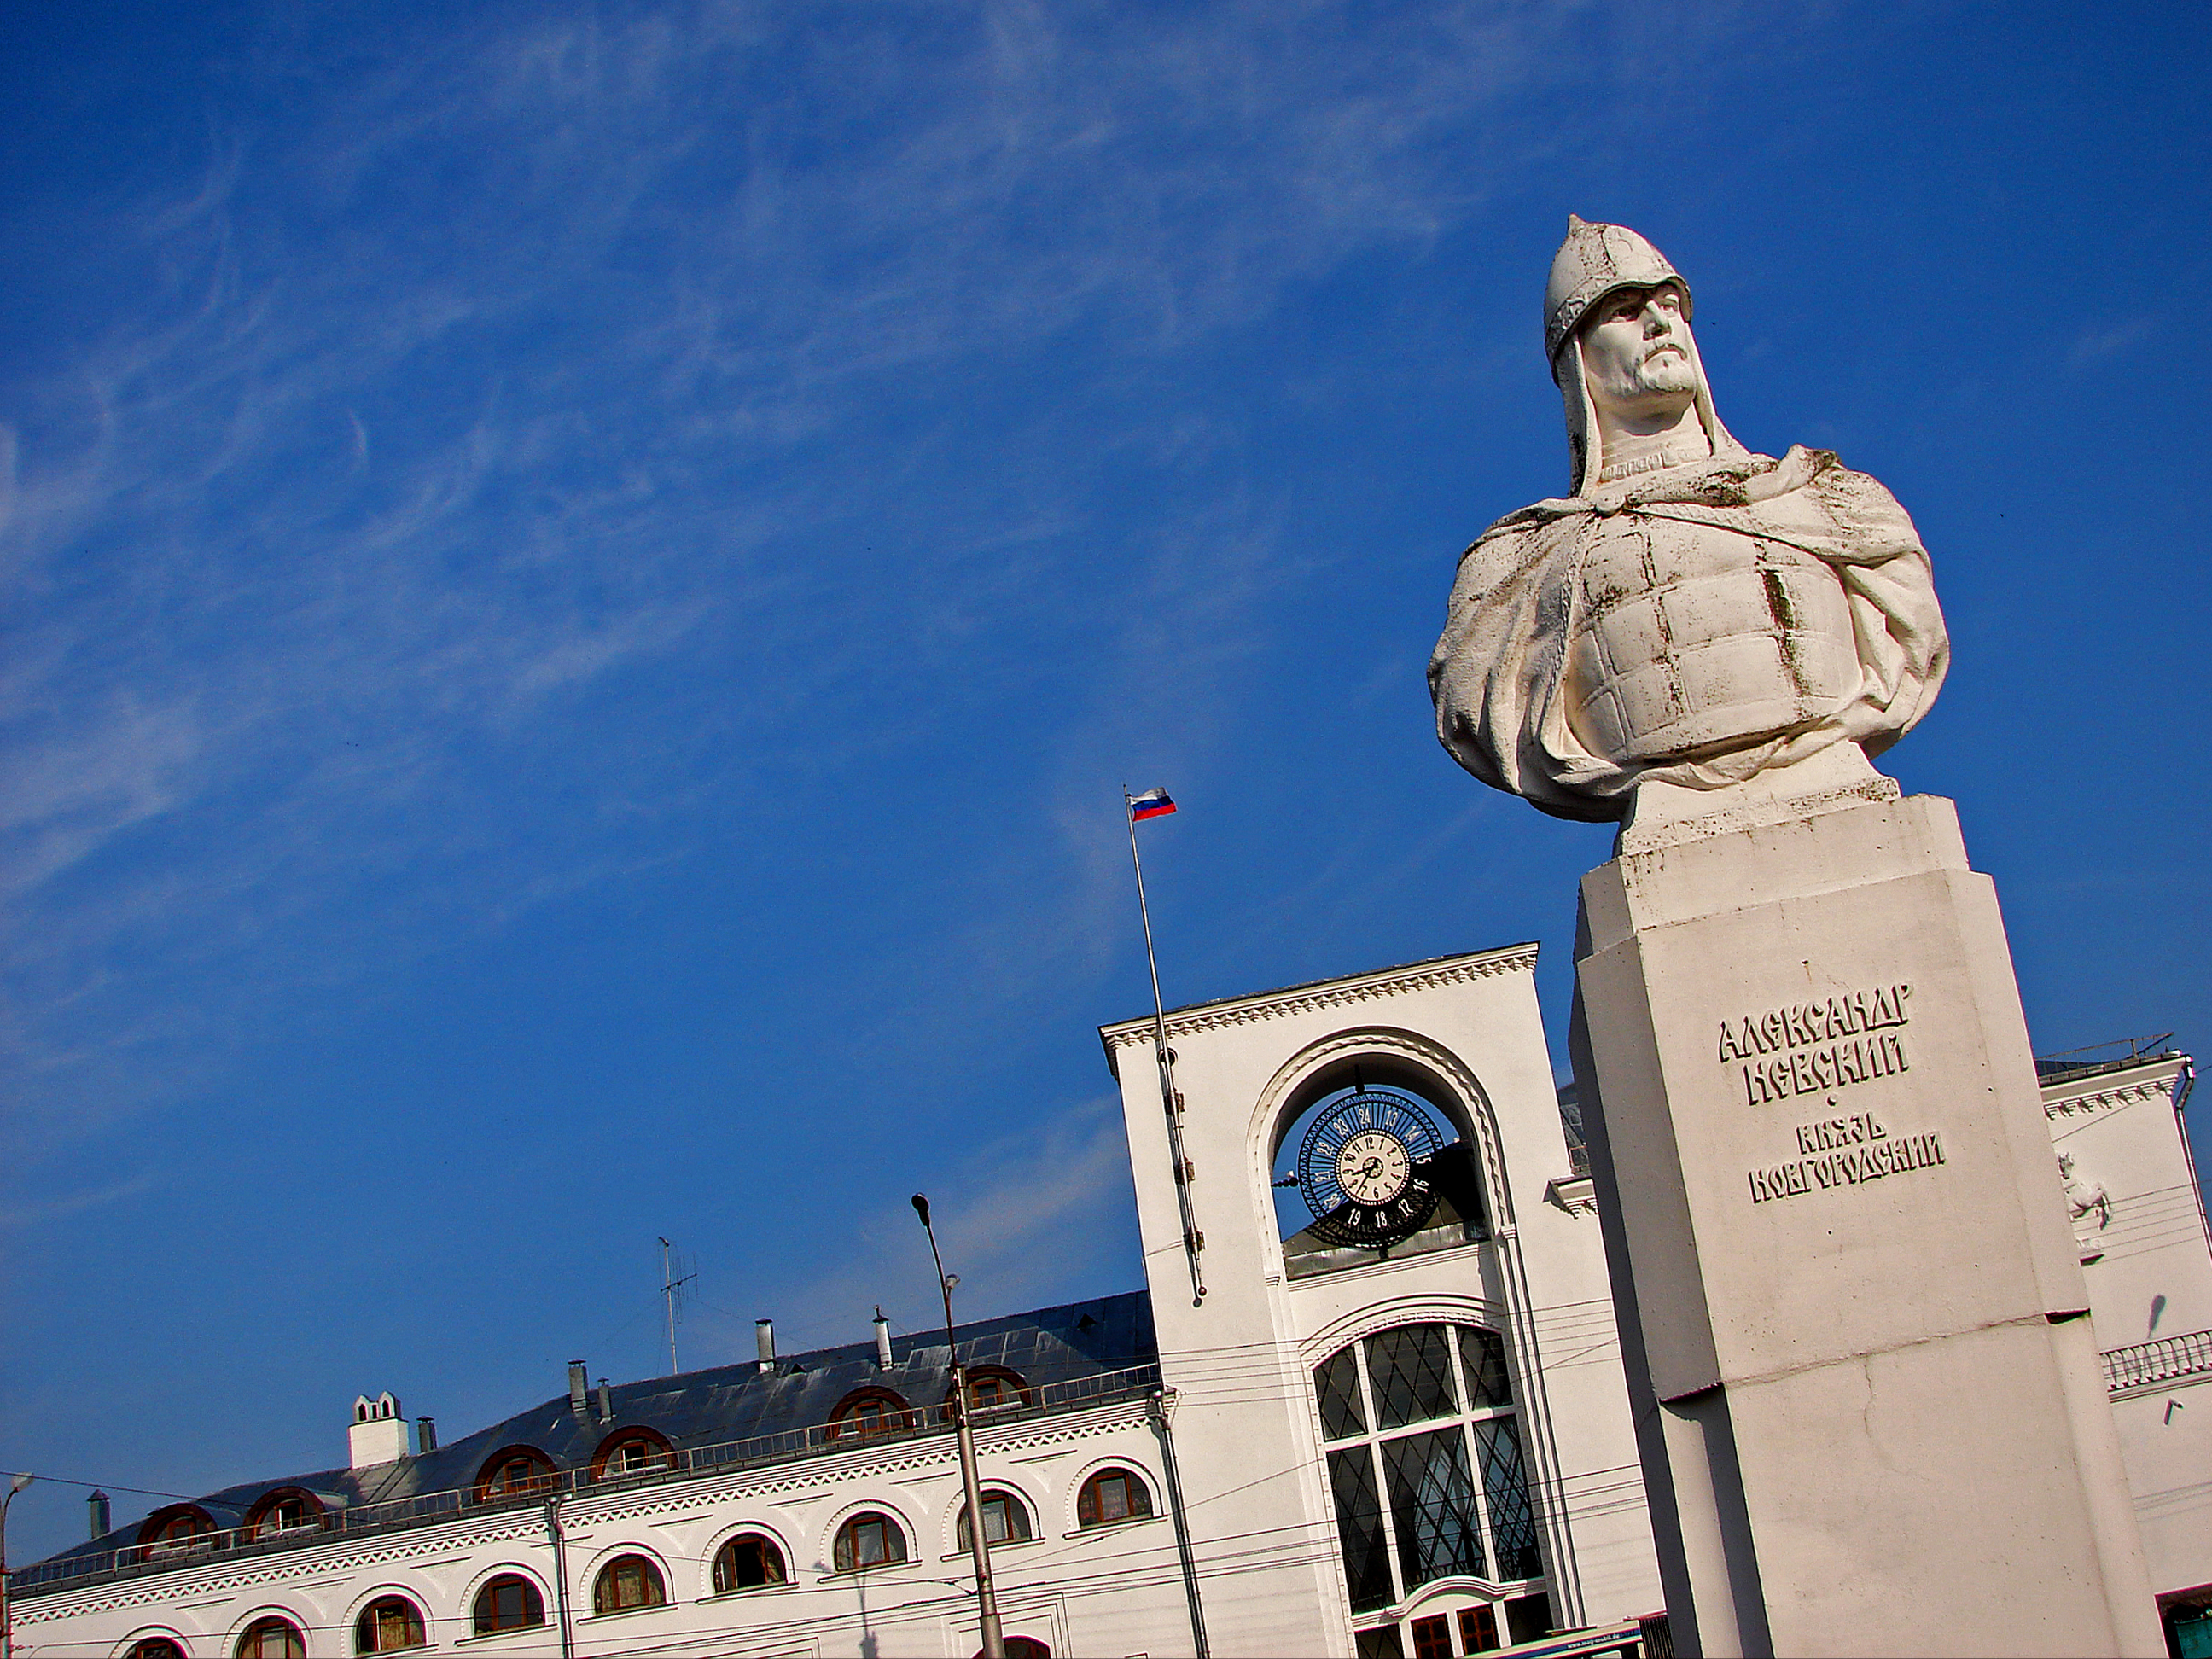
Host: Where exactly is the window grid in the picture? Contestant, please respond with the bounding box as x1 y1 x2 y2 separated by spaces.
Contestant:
1313 1320 1542 1635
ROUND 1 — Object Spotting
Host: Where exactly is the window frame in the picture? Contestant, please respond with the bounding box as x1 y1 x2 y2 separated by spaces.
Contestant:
1310 1319 1543 1637
234 1617 305 1659
353 1594 428 1654
954 1487 1034 1552
1074 1467 1155 1529
590 1552 668 1616
709 1530 790 1595
137 1506 218 1557
244 1488 323 1541
588 1428 676 1482
472 1573 548 1635
825 1387 917 1441
940 1365 1032 1421
830 1511 910 1573
125 1638 189 1659
472 1446 558 1505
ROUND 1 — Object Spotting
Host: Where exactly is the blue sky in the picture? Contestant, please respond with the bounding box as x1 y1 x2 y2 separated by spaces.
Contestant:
4 0 2209 1563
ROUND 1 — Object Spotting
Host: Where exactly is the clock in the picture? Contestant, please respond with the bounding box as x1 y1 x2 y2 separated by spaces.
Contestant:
1295 1090 1447 1249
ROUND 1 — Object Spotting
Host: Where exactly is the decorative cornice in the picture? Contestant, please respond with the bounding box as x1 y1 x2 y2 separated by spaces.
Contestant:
1545 1176 1598 1217
1101 946 1538 1054
2044 1078 2170 1122
15 1401 1153 1622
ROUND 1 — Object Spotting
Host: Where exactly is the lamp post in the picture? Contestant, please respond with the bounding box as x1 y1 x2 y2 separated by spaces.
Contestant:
911 1194 1004 1659
2 1471 33 1659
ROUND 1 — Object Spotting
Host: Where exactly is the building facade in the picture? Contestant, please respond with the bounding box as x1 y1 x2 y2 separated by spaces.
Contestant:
10 946 2209 1658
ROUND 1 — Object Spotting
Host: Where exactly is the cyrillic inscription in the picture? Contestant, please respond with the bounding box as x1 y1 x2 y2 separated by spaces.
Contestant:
1748 1122 1946 1204
1720 982 1912 1107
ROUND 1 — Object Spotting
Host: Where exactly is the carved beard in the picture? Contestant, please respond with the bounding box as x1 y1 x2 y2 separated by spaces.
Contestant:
1586 341 1699 411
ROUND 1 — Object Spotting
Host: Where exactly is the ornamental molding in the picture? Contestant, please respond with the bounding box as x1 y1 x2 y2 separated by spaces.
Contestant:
1544 1176 1598 1217
15 1520 544 1624
2044 1079 2169 1122
1103 947 1537 1052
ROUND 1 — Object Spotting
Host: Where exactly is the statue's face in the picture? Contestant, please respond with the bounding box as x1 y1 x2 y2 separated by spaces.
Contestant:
1579 282 1699 422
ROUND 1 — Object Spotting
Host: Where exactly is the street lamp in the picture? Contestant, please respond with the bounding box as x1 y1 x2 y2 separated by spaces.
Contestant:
2 1471 34 1659
911 1194 1004 1659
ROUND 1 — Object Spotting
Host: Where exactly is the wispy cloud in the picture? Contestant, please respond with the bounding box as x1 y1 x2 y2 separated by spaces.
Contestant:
1 0 1802 1155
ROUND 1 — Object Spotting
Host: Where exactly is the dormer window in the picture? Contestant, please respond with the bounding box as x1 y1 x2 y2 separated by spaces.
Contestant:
943 1366 1029 1419
137 1507 217 1557
474 1447 557 1503
826 1388 916 1441
591 1429 674 1481
246 1489 323 1540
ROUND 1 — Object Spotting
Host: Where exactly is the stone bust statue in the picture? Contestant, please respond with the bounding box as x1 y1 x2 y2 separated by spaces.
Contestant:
1429 217 1949 840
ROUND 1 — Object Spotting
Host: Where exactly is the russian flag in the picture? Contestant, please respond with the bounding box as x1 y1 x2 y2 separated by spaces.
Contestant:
1130 788 1177 821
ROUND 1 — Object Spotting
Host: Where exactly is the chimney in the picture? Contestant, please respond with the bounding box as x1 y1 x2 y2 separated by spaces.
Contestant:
88 1491 111 1540
755 1319 775 1373
416 1417 437 1452
873 1308 894 1370
568 1361 590 1421
595 1378 614 1423
348 1392 411 1469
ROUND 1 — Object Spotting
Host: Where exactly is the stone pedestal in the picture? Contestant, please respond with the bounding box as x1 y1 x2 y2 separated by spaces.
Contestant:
1569 792 2162 1658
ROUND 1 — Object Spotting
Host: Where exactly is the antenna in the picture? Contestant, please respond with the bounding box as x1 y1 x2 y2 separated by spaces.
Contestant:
656 1237 696 1376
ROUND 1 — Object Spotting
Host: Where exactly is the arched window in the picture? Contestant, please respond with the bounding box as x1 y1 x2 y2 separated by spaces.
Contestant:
1075 1469 1154 1528
831 1512 908 1572
970 1641 1051 1659
591 1429 674 1481
1312 1320 1540 1629
712 1533 788 1593
591 1554 667 1615
943 1366 1030 1419
826 1388 915 1441
245 1489 322 1540
355 1596 426 1653
236 1618 304 1659
138 1507 217 1557
474 1447 557 1503
127 1639 187 1659
473 1575 546 1634
955 1489 1033 1551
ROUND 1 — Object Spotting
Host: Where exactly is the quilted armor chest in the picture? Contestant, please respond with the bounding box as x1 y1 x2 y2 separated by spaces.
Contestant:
1566 513 1860 764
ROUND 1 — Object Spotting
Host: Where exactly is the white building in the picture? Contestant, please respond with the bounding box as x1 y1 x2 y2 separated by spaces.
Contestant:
9 947 2209 1659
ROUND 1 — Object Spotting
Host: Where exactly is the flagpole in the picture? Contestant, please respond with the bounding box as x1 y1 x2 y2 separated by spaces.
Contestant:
1126 789 1206 1305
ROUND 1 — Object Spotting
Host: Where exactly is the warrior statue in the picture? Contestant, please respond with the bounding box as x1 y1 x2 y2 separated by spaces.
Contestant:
1429 217 1949 839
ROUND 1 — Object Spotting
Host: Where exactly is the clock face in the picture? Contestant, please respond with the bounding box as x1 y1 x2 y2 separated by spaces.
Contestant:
1295 1091 1447 1249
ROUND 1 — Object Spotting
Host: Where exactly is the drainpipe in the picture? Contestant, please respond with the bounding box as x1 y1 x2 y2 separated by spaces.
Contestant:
1145 1388 1210 1659
544 1495 576 1659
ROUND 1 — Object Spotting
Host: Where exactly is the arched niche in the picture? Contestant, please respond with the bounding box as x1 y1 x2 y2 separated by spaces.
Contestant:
1252 1028 1505 1282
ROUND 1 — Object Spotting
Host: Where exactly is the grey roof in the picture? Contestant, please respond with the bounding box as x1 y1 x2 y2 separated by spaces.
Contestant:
35 1290 1154 1575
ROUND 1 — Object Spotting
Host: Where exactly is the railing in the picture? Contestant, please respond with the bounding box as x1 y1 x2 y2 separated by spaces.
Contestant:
9 1363 1161 1600
2102 1330 2212 1393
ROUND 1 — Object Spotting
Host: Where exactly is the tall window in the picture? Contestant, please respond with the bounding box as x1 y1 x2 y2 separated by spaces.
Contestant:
712 1533 788 1592
592 1554 667 1615
832 1512 908 1571
236 1618 305 1659
473 1575 546 1634
956 1490 1033 1551
1074 1468 1153 1528
355 1596 427 1653
1313 1322 1542 1621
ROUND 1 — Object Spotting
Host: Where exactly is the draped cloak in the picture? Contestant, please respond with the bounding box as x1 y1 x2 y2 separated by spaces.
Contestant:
1427 446 1949 824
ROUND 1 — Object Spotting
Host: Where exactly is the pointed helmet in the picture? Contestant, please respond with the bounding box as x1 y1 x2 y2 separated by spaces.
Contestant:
1544 214 1691 369
1543 215 1741 496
